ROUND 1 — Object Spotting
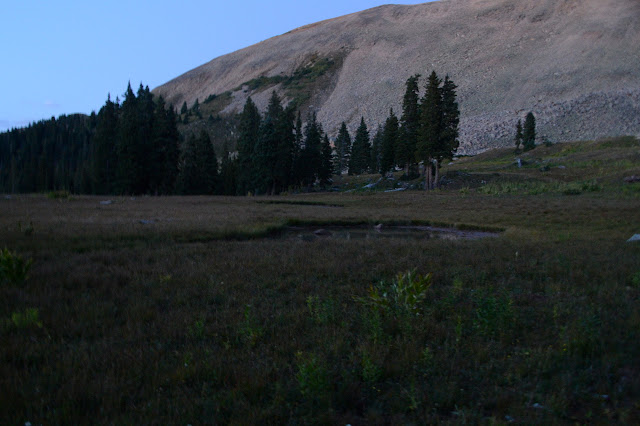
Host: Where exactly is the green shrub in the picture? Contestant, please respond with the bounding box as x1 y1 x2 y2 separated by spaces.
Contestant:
11 308 42 329
47 190 71 199
295 351 329 398
473 291 514 338
358 270 432 316
0 248 33 286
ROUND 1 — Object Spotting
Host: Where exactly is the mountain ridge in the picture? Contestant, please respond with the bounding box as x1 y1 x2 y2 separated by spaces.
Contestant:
154 0 640 154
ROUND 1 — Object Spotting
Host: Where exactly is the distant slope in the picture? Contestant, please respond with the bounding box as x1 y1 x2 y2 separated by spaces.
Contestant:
154 0 640 154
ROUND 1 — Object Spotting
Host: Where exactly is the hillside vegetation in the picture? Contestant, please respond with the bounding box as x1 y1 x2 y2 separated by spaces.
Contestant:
1 137 639 423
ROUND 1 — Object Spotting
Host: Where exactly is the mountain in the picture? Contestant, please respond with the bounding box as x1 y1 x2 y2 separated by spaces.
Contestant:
153 0 640 154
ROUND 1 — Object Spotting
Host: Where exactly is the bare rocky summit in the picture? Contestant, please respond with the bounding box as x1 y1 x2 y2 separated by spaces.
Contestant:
154 0 640 154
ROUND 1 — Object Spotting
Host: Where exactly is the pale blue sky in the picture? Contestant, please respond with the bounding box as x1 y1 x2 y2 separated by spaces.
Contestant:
0 1 431 131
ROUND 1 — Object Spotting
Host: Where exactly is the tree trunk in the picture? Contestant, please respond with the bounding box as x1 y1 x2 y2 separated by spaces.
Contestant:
434 159 439 189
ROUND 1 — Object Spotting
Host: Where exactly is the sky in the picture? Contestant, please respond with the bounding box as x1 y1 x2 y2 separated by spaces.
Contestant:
0 0 432 132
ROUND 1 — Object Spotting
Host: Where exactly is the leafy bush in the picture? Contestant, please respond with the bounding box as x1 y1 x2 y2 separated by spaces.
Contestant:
295 351 329 399
358 270 432 316
47 190 71 200
11 308 42 330
0 248 33 286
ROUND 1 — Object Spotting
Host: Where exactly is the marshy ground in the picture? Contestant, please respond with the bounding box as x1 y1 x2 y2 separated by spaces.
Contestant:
1 137 640 423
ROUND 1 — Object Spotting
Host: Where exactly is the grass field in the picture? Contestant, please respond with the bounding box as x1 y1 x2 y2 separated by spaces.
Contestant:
1 137 640 424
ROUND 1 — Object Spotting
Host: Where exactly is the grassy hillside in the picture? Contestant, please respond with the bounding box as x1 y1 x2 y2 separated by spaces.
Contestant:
1 138 639 423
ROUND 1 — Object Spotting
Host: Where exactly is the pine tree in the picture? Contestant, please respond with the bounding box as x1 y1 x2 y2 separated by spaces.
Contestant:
291 111 305 188
349 117 371 175
333 122 351 175
514 119 523 153
523 112 536 151
416 71 442 190
434 75 460 186
319 134 333 186
236 97 261 195
398 74 421 173
300 112 323 187
254 92 293 194
177 130 218 194
92 94 119 194
152 96 180 194
380 109 399 176
218 141 237 195
370 125 384 174
115 82 140 194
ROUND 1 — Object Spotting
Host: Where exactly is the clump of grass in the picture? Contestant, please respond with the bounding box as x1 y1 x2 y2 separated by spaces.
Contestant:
0 248 32 286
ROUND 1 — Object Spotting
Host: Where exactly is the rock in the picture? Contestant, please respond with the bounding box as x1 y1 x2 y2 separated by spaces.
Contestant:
313 229 332 236
139 220 155 225
100 200 113 205
624 175 640 183
627 234 640 243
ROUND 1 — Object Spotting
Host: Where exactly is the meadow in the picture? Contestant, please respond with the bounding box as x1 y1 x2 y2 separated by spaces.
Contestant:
1 137 640 424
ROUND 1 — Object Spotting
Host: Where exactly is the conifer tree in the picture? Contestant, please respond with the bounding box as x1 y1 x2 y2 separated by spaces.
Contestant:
349 117 371 175
300 112 323 187
255 92 293 194
236 97 261 195
115 82 140 194
92 94 119 194
319 133 333 186
398 74 421 173
333 122 351 175
380 109 399 176
291 111 305 188
434 75 460 185
151 96 180 194
177 130 218 194
370 125 384 174
219 141 237 195
416 71 442 190
514 119 523 153
523 112 536 151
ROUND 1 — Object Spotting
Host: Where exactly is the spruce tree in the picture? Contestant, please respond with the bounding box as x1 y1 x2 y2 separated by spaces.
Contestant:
152 96 180 194
291 111 305 188
115 82 140 194
300 112 323 187
218 141 237 195
416 71 442 190
514 119 523 153
523 112 536 151
370 125 384 175
236 97 261 195
319 134 333 186
333 122 351 176
398 74 421 173
92 94 119 194
380 109 399 176
349 117 371 175
177 130 218 194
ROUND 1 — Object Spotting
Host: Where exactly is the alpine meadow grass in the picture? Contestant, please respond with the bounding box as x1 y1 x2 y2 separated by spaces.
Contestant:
1 138 640 423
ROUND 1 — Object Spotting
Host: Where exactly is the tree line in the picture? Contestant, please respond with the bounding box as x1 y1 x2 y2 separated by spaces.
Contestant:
0 70 460 195
0 83 180 195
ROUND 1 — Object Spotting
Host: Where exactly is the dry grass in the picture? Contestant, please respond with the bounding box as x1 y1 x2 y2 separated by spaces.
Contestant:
1 140 640 423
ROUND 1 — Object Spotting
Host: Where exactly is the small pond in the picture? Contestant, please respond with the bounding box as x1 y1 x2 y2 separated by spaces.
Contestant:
283 225 500 241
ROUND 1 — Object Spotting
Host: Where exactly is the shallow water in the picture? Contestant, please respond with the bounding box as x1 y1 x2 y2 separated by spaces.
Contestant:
283 225 500 241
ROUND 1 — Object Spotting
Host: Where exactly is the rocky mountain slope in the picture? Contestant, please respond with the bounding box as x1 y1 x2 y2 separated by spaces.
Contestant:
154 0 640 154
